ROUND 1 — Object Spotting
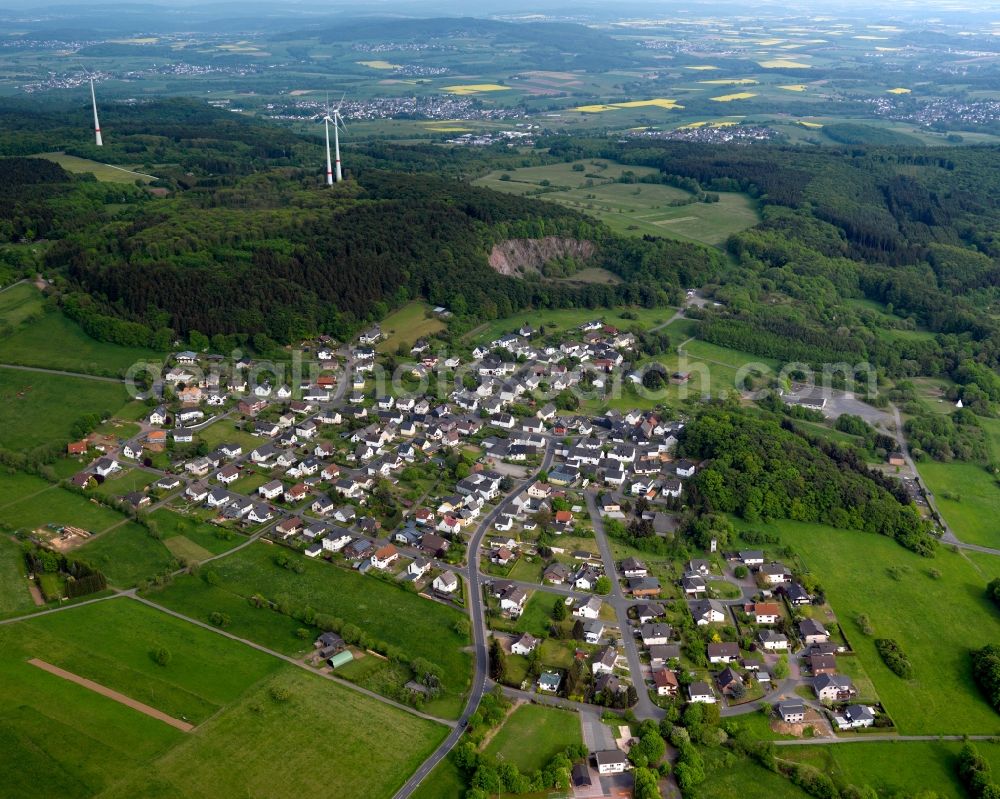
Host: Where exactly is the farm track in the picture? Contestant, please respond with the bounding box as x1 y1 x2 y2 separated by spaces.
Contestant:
29 657 195 731
0 362 123 383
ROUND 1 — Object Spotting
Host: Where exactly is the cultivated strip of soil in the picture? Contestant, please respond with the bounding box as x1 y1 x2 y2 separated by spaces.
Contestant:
27 658 195 732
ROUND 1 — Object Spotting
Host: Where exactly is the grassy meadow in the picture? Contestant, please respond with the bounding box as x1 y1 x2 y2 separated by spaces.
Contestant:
35 151 155 183
918 460 1000 549
0 308 163 376
145 542 472 717
482 703 582 772
0 597 444 799
782 741 1000 799
751 518 1000 735
75 522 179 586
0 366 128 450
0 535 33 617
377 301 445 353
474 159 760 247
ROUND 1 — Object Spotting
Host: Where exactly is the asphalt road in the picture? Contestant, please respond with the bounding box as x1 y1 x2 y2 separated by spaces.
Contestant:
392 441 556 799
584 489 664 721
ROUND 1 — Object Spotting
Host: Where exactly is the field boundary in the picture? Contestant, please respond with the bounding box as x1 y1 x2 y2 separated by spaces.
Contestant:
28 657 195 732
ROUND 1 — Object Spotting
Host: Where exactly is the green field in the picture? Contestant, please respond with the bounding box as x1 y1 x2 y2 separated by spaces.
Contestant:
752 518 1000 735
90 467 158 498
482 703 582 773
0 535 33 616
377 301 446 353
0 308 163 376
75 522 179 587
147 508 245 558
195 419 261 452
0 597 444 799
145 542 472 717
141 576 319 655
0 366 128 450
100 666 445 799
468 305 677 347
35 151 155 183
474 160 760 247
780 741 1000 799
918 460 1000 549
0 281 45 326
411 754 465 799
700 746 811 799
2 482 127 535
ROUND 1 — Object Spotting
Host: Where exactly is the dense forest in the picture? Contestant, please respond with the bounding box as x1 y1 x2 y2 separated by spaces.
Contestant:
0 101 727 344
679 405 937 555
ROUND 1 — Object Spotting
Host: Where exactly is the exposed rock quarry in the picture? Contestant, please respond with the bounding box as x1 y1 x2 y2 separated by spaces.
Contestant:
488 237 596 277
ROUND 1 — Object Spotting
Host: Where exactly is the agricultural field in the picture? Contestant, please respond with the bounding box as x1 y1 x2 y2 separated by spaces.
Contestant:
917 460 1000 549
748 518 1000 735
0 306 164 376
474 160 760 247
0 598 444 799
482 703 582 773
377 301 446 353
145 542 472 717
195 418 263 452
467 305 677 348
0 281 45 326
784 741 1000 799
34 151 155 183
2 481 127 535
699 747 811 799
0 535 33 617
89 467 158 498
75 522 179 587
411 756 465 799
0 366 128 450
140 576 320 655
147 508 246 558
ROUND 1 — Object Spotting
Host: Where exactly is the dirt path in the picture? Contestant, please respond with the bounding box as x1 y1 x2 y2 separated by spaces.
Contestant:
27 583 44 607
28 658 195 732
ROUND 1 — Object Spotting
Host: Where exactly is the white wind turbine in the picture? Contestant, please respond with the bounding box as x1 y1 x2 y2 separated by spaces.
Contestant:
83 68 103 147
321 94 347 184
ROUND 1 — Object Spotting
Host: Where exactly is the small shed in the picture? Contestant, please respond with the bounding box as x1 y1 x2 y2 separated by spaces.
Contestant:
328 650 354 669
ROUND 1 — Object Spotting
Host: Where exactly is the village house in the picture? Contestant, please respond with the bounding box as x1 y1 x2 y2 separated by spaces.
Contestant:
258 480 284 501
812 674 856 702
511 633 539 656
591 646 617 676
777 699 806 724
707 642 740 664
573 596 603 620
688 681 716 704
758 631 789 651
371 544 399 570
433 570 459 595
653 668 679 697
799 619 830 645
593 750 629 776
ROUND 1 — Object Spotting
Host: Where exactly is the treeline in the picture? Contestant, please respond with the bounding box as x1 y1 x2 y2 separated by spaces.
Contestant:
679 406 937 555
972 644 1000 715
958 743 1000 799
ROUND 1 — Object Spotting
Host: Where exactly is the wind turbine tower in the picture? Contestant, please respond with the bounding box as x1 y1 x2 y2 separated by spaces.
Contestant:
89 75 103 147
332 106 343 183
322 107 334 185
321 96 346 185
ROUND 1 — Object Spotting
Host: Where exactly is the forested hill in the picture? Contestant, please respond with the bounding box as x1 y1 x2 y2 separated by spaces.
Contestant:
39 166 722 345
543 137 1000 386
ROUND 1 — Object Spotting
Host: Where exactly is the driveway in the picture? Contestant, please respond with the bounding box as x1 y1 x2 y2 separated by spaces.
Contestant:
580 707 616 751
